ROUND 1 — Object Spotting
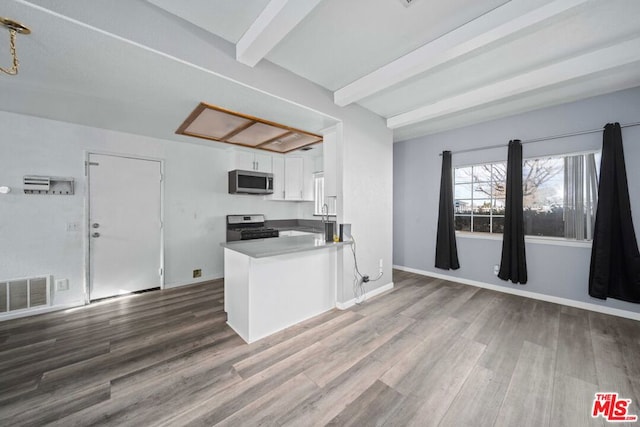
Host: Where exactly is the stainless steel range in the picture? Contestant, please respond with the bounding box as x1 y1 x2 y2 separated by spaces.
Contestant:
226 214 279 242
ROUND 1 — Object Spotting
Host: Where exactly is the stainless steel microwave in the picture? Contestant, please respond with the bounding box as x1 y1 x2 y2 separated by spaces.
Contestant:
228 169 274 195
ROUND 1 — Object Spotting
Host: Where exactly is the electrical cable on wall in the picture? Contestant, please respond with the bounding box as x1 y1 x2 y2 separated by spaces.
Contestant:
349 235 383 305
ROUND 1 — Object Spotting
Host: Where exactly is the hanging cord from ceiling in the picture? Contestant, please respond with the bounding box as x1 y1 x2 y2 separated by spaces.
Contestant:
0 17 31 76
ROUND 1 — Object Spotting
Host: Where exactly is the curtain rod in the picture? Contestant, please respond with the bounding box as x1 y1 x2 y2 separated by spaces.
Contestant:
440 121 640 156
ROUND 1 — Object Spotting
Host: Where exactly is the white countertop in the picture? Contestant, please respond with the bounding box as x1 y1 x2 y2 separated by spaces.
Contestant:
221 235 350 258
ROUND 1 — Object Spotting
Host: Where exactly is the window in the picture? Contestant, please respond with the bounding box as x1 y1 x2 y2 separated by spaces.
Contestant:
454 151 600 240
454 162 506 234
313 173 336 216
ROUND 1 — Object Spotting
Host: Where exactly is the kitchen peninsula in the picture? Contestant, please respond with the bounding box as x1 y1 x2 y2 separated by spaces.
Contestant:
221 235 349 343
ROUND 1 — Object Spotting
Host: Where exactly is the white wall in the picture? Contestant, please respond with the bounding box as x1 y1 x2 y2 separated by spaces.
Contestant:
393 87 640 316
340 112 394 301
0 111 306 307
3 0 395 307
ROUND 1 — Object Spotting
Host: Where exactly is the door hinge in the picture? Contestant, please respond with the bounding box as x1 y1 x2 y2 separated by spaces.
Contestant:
159 267 163 276
160 173 163 182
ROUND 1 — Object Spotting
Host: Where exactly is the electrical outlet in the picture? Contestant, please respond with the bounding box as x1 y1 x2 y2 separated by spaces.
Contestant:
193 269 202 278
493 265 500 276
55 279 69 291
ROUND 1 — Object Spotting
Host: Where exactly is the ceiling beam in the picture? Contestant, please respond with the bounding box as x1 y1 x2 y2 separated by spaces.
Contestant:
387 37 640 129
334 0 590 107
236 0 322 67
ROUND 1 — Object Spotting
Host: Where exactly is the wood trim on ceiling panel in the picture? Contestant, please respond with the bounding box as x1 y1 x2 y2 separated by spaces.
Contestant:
228 123 292 147
175 102 323 153
255 131 294 148
221 121 257 140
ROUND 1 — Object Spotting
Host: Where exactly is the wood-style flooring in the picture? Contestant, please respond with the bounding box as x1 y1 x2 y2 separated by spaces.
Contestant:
1 270 639 426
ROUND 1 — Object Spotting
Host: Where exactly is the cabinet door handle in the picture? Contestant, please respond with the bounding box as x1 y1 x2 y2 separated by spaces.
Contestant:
300 190 303 199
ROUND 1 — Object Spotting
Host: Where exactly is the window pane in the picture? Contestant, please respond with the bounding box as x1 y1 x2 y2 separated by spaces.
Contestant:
472 165 492 183
455 167 473 183
455 183 472 199
493 198 505 215
523 158 564 209
492 217 504 234
472 199 492 214
492 181 506 199
492 163 506 181
473 184 493 199
522 157 564 237
455 215 471 231
473 216 491 233
524 208 564 237
455 200 472 214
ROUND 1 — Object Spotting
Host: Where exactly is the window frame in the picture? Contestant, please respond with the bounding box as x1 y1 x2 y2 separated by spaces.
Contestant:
453 160 506 235
313 172 337 216
453 149 600 244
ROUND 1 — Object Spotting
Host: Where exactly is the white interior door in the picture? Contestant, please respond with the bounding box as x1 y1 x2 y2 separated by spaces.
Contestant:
88 153 162 301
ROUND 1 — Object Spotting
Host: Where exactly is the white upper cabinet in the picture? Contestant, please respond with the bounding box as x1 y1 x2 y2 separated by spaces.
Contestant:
268 148 321 202
284 157 304 201
254 152 272 173
270 155 285 200
232 150 272 173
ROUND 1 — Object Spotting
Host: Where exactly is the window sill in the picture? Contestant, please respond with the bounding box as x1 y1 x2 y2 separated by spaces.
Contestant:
455 231 593 248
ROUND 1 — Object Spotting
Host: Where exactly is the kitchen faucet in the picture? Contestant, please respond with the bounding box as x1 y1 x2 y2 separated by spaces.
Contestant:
321 203 333 242
321 203 329 224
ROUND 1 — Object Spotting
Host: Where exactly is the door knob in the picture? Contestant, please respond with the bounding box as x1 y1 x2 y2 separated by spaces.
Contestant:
92 232 100 238
92 223 100 228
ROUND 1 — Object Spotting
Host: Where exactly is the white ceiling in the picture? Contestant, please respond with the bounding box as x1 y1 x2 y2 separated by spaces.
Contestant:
1 0 640 144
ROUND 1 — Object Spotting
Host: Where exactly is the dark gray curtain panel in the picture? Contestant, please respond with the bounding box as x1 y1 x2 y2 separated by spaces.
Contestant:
435 151 460 270
589 123 640 303
498 140 527 284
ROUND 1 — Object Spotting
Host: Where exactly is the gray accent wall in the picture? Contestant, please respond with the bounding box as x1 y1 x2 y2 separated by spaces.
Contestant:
394 86 640 315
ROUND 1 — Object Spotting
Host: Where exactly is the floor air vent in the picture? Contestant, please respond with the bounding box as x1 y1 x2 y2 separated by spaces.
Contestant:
0 276 50 313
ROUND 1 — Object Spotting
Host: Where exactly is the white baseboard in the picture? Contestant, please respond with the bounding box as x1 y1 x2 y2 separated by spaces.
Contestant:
0 301 85 321
336 281 395 310
164 274 223 289
393 265 640 322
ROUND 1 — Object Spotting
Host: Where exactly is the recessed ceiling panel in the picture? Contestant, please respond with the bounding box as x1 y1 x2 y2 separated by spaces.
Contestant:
180 106 252 139
176 103 323 153
260 133 322 153
228 123 290 146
